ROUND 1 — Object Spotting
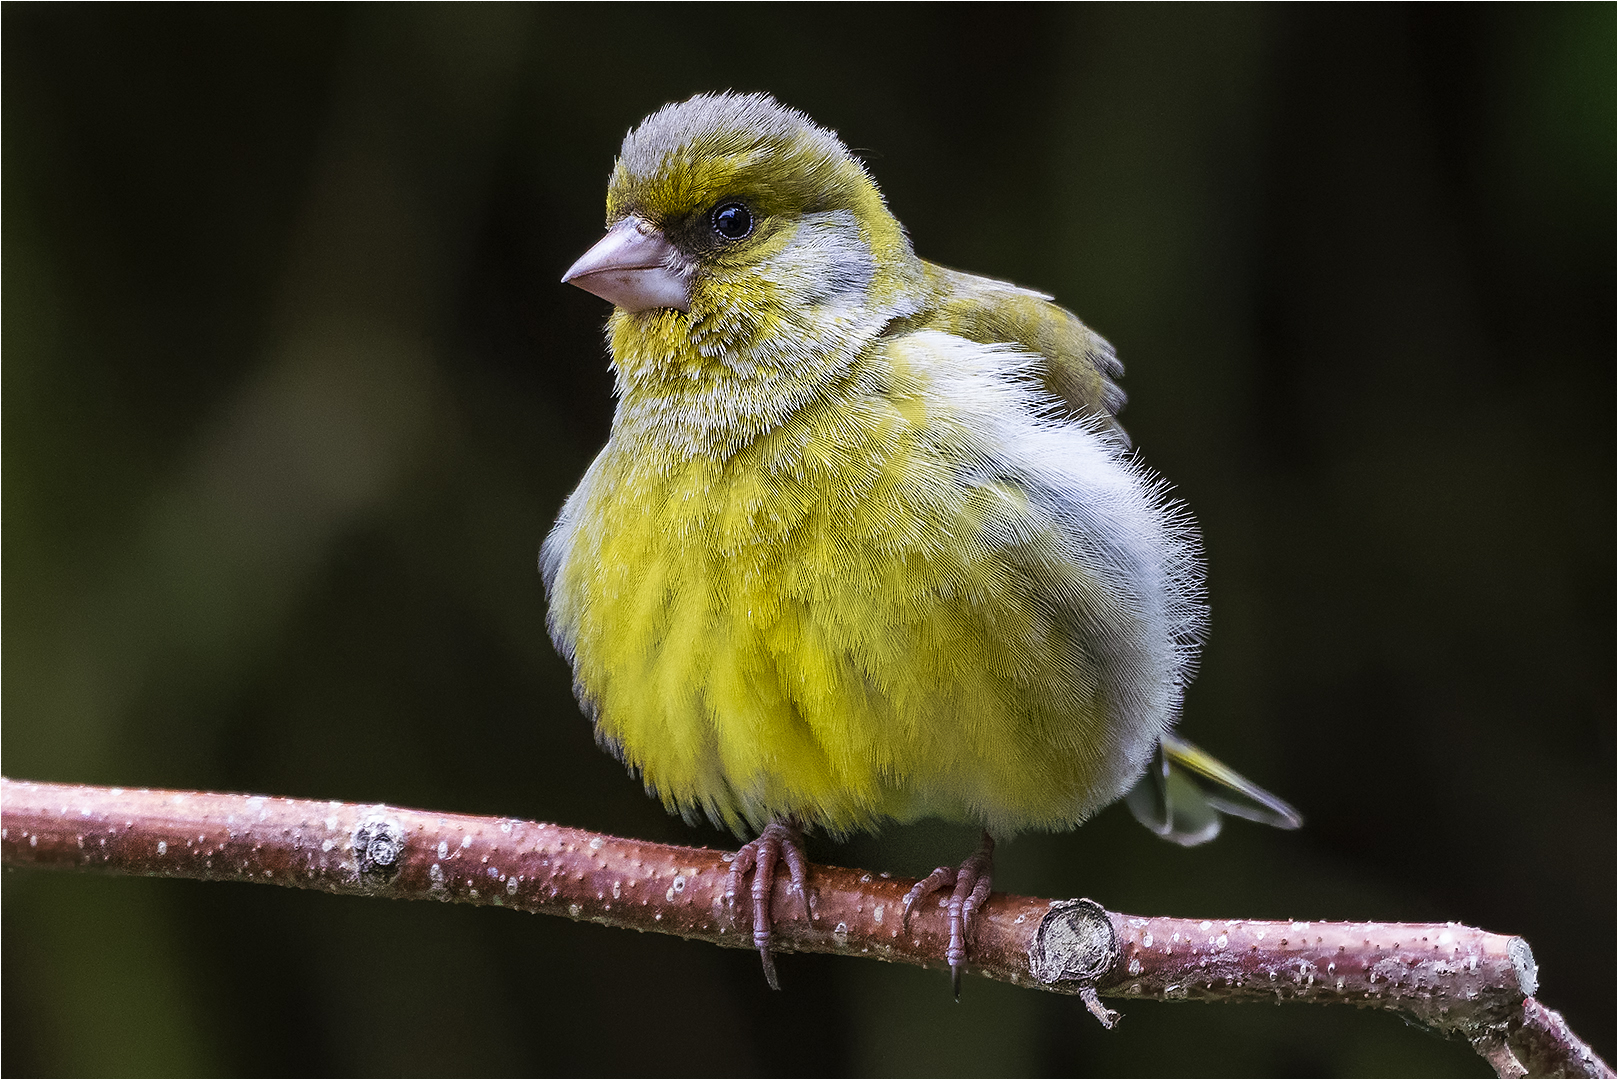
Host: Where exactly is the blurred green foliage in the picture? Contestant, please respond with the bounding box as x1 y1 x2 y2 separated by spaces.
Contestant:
3 6 1611 1076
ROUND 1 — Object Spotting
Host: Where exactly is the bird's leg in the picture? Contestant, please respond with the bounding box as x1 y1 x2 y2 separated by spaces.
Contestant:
724 819 811 991
901 831 995 1000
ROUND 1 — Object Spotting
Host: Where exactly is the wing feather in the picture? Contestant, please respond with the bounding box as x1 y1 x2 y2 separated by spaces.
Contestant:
901 261 1129 440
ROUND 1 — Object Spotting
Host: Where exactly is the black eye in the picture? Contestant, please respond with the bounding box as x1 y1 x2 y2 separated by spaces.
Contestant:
711 201 753 241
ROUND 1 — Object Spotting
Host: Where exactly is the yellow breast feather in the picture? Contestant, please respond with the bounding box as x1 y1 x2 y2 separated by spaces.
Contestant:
544 326 1201 838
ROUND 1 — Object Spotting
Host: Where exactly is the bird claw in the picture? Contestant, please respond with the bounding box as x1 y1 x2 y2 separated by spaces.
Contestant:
726 820 810 991
898 832 995 1000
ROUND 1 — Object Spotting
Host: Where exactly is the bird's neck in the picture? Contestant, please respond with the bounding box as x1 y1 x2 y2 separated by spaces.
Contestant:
605 258 924 462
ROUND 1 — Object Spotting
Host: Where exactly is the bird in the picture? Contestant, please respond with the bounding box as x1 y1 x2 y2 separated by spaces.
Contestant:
545 91 1300 997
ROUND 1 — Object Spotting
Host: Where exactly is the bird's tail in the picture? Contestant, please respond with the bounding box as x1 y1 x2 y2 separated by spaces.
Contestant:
1125 733 1302 847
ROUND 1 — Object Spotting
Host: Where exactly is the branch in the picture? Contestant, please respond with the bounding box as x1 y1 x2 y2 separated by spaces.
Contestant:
2 778 1605 1078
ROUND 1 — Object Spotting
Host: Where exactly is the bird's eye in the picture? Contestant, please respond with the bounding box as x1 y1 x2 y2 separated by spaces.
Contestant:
711 201 754 241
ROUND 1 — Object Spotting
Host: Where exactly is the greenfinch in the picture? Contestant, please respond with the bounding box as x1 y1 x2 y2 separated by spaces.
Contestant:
547 92 1298 994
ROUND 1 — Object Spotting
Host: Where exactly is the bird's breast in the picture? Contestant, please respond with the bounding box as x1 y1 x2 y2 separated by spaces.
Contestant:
543 330 1187 836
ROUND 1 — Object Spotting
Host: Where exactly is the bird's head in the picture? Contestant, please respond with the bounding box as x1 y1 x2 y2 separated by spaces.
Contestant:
564 93 918 351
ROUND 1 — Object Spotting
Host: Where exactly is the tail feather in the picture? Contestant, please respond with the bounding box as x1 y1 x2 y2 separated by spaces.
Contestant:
1125 734 1302 847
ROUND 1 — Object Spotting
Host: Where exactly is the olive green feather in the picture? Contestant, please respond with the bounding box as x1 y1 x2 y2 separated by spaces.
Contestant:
899 261 1129 440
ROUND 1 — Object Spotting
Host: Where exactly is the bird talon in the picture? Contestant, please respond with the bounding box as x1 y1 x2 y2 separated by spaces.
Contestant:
903 833 994 998
901 864 957 932
726 821 809 990
757 941 781 992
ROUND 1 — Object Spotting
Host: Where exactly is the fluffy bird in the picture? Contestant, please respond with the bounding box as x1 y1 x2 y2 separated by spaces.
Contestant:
547 92 1298 995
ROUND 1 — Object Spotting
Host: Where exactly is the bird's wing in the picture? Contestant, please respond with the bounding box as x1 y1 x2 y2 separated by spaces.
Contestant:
905 262 1129 439
1125 733 1303 846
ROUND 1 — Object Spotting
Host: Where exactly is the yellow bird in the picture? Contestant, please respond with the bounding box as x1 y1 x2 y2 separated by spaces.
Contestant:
547 92 1299 995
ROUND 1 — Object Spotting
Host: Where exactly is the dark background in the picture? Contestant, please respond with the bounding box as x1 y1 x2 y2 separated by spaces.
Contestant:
3 5 1612 1076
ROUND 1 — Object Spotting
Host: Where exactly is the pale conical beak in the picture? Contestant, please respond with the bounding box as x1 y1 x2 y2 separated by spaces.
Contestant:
562 217 690 312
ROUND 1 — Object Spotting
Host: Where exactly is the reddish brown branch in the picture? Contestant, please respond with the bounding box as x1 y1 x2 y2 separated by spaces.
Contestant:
2 778 1607 1078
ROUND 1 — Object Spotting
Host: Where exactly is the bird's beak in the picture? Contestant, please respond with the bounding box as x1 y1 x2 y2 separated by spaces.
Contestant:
562 217 690 312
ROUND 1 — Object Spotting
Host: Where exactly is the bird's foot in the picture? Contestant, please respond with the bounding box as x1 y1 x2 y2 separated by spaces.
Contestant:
725 820 811 991
901 831 995 1000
